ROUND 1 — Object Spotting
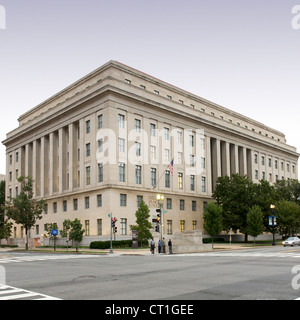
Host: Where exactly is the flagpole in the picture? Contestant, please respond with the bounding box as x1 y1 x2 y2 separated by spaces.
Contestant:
153 158 174 190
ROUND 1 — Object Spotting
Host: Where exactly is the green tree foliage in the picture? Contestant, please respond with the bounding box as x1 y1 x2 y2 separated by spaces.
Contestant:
69 218 85 252
203 202 223 248
6 176 45 250
0 180 5 224
246 205 264 243
276 200 300 238
130 200 153 246
274 179 300 203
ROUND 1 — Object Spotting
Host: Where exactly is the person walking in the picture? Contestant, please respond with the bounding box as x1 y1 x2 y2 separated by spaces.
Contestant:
158 239 162 254
162 238 166 254
150 239 155 255
168 239 172 254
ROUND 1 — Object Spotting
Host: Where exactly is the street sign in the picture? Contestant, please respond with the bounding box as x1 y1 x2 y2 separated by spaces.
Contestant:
52 229 58 236
163 210 167 213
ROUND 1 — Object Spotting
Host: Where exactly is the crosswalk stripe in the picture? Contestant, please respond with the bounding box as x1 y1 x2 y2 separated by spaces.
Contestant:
0 285 61 300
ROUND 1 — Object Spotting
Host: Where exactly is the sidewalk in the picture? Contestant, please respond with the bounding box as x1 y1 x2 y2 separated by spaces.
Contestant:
0 243 270 255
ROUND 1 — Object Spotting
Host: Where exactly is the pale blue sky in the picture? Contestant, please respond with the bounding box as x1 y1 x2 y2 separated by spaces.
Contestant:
0 0 299 176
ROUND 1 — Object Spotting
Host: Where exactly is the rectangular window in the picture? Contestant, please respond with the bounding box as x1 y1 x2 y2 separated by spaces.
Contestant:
165 170 170 188
98 115 103 129
151 168 157 187
201 177 206 192
177 131 182 144
201 157 206 169
190 175 195 191
192 201 196 211
53 202 57 213
150 145 156 159
193 220 197 230
63 200 67 212
137 195 143 207
189 135 194 147
167 198 172 210
180 220 185 232
86 166 91 185
121 218 127 235
164 149 169 163
120 194 127 207
136 165 141 184
119 163 125 182
98 163 103 182
98 139 103 152
85 220 90 236
164 127 169 140
97 194 102 207
135 142 141 156
85 197 90 209
86 120 90 134
118 138 125 152
150 124 156 137
180 199 185 210
118 114 125 129
73 199 78 211
135 119 141 133
97 219 102 235
86 143 91 157
178 173 183 189
167 220 172 235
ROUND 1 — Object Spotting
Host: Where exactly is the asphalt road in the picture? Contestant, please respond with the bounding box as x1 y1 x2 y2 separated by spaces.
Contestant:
1 246 300 300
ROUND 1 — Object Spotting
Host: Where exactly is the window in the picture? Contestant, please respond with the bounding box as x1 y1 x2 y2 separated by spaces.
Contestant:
73 199 78 211
262 156 265 166
36 225 39 235
201 177 206 193
151 168 157 187
150 124 156 137
150 145 156 159
86 166 91 185
63 200 67 212
189 135 194 147
119 163 125 182
178 173 183 189
268 158 272 168
85 197 90 209
98 115 103 129
180 199 185 210
85 220 90 236
98 163 103 182
97 194 102 207
190 155 195 167
97 219 102 235
254 154 258 164
180 220 185 232
118 114 125 129
164 149 169 163
53 202 57 213
165 170 170 188
16 152 19 162
167 220 172 235
44 204 48 214
201 157 206 169
125 79 131 84
135 119 141 133
98 139 103 152
167 198 172 210
136 165 141 184
121 218 127 235
86 120 90 134
86 143 91 157
255 170 259 179
120 194 127 206
154 90 159 95
118 138 125 153
275 160 278 169
137 195 143 207
192 201 196 211
190 175 195 191
178 152 183 165
193 220 197 230
135 142 141 156
164 128 169 140
177 131 182 144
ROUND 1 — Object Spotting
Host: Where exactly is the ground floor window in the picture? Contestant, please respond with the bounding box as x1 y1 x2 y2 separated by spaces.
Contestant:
97 219 102 235
167 220 172 235
121 218 127 235
180 220 185 232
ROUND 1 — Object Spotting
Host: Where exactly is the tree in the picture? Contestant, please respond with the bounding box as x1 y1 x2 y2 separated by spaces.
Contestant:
276 200 300 238
6 176 45 250
130 200 153 247
0 219 12 245
246 205 264 244
274 179 300 203
203 202 223 248
213 174 256 241
0 180 5 225
44 223 58 246
69 219 85 252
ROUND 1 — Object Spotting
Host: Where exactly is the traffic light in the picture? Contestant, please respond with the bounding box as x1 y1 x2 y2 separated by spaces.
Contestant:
156 208 161 223
112 217 118 233
155 224 159 232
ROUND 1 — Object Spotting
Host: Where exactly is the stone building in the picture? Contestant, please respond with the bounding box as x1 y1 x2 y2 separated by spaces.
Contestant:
2 61 299 245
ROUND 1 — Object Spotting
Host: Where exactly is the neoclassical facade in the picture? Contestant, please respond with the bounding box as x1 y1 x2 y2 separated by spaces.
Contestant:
3 61 299 244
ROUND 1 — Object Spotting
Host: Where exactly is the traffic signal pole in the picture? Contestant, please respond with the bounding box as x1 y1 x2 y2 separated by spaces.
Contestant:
110 214 113 254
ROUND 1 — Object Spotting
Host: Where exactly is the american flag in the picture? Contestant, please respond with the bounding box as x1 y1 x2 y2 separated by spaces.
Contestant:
168 159 174 176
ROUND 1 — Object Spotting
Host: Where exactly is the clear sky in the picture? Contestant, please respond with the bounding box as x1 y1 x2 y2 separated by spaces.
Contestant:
0 0 299 176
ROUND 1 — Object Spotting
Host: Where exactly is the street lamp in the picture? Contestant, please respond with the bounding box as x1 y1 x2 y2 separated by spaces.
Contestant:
270 204 276 246
156 194 164 243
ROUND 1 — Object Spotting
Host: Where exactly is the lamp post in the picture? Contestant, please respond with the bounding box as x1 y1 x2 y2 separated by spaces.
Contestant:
156 194 164 242
270 204 276 246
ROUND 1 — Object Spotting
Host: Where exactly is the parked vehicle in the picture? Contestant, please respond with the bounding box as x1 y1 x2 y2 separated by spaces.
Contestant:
282 237 300 247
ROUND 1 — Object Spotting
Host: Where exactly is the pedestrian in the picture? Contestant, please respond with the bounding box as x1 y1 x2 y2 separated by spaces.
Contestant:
168 239 172 254
162 238 166 254
150 239 155 255
158 239 162 254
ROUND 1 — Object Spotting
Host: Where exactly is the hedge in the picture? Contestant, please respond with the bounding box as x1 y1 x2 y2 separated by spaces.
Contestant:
89 240 149 249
